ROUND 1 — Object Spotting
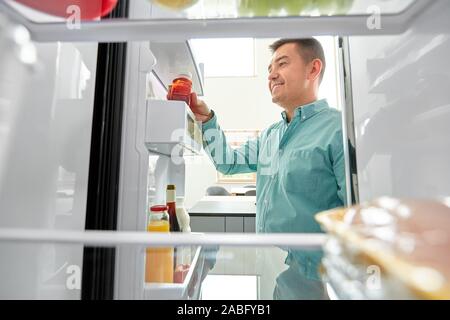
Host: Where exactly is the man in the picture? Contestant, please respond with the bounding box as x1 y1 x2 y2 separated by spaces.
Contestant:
189 38 346 298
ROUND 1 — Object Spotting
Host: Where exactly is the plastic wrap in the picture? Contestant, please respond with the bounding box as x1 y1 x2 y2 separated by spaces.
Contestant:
316 197 450 299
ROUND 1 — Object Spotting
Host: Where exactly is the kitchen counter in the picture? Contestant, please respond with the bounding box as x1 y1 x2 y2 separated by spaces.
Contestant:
188 196 256 233
188 196 256 217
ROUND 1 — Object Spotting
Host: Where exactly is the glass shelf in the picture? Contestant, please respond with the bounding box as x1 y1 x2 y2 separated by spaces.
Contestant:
0 228 446 299
6 0 417 22
0 0 434 42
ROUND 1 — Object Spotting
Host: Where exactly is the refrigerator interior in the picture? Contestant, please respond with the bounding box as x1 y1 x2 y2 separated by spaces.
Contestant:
0 0 449 299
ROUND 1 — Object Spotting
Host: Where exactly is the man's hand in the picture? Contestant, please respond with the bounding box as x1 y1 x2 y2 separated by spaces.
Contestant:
189 92 213 123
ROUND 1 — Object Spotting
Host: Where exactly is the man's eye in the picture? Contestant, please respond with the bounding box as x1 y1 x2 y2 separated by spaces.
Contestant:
279 62 286 67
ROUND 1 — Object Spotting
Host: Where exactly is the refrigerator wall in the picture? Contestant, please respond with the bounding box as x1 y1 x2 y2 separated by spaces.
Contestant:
0 15 97 298
347 1 450 201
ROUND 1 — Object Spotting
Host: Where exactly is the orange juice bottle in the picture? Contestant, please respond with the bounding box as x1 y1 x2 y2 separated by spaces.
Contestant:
145 205 174 283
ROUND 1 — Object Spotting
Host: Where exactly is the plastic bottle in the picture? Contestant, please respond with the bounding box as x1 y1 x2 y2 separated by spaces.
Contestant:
145 205 173 283
167 73 193 106
176 196 191 233
173 196 192 283
166 184 180 232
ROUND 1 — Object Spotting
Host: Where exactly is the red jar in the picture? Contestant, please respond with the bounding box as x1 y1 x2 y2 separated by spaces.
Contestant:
167 73 193 106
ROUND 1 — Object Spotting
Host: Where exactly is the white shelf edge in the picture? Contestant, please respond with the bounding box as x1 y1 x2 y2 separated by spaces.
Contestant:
0 228 326 249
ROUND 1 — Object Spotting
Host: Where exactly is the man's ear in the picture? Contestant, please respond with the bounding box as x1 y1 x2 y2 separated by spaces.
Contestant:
308 59 323 82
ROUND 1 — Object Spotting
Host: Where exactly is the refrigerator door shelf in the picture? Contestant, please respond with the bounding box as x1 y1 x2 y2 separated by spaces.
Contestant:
143 245 204 300
145 100 202 157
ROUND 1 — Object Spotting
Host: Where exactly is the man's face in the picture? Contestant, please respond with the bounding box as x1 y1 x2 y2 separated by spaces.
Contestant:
268 43 309 108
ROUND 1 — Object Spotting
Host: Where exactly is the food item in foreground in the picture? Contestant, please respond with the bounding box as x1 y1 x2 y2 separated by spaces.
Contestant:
316 197 450 299
238 0 354 17
152 0 199 10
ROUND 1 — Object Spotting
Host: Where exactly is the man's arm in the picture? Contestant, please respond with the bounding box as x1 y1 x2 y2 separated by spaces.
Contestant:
331 129 347 206
189 93 259 175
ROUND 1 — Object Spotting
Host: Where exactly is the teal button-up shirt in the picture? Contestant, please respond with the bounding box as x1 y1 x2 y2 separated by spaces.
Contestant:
201 99 346 280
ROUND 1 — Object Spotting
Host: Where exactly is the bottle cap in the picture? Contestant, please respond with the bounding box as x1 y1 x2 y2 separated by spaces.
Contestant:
167 184 176 190
150 205 168 212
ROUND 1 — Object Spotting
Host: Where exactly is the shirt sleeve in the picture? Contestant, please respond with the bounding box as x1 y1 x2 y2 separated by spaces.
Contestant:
201 110 259 175
331 128 347 206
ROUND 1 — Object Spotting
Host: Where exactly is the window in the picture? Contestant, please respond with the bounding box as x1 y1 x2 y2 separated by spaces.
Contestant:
216 130 259 183
189 38 255 77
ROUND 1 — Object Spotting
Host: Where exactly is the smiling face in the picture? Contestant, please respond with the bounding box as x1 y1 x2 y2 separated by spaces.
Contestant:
268 43 318 110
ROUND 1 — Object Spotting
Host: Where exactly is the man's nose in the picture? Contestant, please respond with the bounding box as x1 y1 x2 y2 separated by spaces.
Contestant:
268 69 278 81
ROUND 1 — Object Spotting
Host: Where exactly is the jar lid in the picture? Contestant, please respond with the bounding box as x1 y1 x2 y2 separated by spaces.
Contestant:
150 205 168 212
176 72 192 80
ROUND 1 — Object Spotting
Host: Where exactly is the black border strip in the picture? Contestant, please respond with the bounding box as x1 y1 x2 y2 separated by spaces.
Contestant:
81 0 129 300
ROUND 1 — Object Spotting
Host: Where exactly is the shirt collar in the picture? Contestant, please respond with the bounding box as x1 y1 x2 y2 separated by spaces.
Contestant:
281 99 329 124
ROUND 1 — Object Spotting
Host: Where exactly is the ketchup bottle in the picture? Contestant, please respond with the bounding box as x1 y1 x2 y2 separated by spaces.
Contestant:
167 73 193 106
166 184 180 232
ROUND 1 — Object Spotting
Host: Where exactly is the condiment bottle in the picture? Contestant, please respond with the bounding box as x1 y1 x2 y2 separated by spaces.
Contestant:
166 184 180 232
145 205 173 283
176 196 191 233
173 197 192 283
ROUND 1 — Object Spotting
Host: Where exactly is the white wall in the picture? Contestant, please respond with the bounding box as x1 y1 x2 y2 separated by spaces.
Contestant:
185 37 340 209
200 39 282 130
